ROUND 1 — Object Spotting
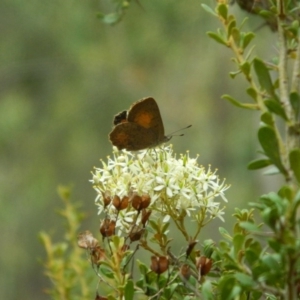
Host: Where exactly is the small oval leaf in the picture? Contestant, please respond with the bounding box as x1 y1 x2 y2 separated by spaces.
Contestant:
258 126 286 175
207 32 228 46
253 58 276 98
289 149 300 183
222 95 259 109
264 99 288 120
248 158 272 170
217 3 228 20
246 87 257 101
242 32 255 49
260 112 273 126
201 4 218 16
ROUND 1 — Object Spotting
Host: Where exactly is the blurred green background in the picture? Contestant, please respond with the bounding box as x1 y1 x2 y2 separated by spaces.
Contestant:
0 0 280 298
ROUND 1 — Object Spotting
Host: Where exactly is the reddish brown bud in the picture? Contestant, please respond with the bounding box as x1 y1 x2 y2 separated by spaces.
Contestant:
150 256 169 275
131 193 151 211
186 239 198 258
180 264 191 280
113 195 129 211
100 219 116 238
131 193 142 210
196 256 213 276
129 227 145 242
101 191 111 208
112 195 121 208
77 230 99 249
141 209 152 226
141 194 151 209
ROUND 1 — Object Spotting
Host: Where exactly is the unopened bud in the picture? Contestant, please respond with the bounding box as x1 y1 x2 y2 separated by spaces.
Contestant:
100 219 116 238
150 256 169 275
196 256 213 276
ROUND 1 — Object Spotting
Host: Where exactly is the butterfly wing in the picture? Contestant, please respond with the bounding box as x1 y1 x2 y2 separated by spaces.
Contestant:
109 122 157 151
127 97 165 141
113 110 127 125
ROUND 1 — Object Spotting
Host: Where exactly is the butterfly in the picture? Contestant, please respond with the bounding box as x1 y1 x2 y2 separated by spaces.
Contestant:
109 97 172 151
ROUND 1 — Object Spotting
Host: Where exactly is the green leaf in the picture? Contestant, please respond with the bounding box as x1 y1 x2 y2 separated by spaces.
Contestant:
268 192 283 206
201 4 218 16
261 254 280 270
227 19 236 39
229 70 241 79
222 95 259 109
278 185 293 201
240 61 251 77
289 149 300 183
203 239 215 257
233 234 245 257
242 32 255 49
268 238 282 252
253 58 276 97
264 99 287 120
219 227 232 240
261 207 278 229
259 9 274 19
234 272 255 287
231 27 240 45
219 276 236 299
246 87 257 101
260 112 273 126
245 241 262 267
100 265 115 278
202 280 214 300
239 221 261 232
290 91 300 115
98 12 121 25
245 248 259 266
258 126 286 174
245 45 256 60
248 158 272 170
217 4 228 20
239 16 249 29
207 32 228 46
165 283 178 298
124 280 134 300
137 260 149 275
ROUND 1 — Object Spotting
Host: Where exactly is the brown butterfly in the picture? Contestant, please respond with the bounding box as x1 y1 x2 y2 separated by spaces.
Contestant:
109 97 174 151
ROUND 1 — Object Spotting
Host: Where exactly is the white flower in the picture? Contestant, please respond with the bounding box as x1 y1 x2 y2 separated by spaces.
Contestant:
91 145 230 234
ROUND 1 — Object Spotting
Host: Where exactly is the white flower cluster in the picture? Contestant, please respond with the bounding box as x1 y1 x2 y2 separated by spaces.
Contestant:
91 145 229 225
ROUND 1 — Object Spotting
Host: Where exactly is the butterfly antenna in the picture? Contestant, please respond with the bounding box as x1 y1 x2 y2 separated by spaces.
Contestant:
168 125 192 137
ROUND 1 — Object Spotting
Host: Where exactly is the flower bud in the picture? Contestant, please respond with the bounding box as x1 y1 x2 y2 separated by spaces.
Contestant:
112 195 129 211
180 264 191 280
196 256 213 276
129 227 145 242
186 239 198 258
101 191 111 208
131 193 151 211
150 256 169 275
141 209 152 227
100 219 116 238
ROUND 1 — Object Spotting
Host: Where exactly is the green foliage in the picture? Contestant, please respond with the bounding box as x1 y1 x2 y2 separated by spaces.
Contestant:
289 149 300 183
39 0 300 299
39 186 94 300
202 0 300 298
257 126 286 175
97 0 133 25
